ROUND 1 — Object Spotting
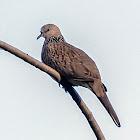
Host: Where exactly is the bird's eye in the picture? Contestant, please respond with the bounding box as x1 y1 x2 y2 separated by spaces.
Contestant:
45 29 50 33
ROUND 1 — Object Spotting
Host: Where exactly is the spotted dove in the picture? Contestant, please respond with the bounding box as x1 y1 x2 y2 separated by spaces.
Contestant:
37 24 120 127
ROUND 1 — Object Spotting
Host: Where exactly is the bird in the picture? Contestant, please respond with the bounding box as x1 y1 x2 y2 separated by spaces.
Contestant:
37 24 121 127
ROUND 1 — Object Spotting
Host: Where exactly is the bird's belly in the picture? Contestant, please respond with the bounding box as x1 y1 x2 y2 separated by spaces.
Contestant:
68 79 91 90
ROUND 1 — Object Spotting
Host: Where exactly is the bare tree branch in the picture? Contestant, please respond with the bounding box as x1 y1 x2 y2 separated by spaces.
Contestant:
0 40 106 140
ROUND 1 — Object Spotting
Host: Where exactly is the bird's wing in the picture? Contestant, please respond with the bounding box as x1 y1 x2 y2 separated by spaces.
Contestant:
54 42 101 82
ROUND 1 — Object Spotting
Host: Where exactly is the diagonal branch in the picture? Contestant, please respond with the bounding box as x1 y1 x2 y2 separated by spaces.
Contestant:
0 40 106 140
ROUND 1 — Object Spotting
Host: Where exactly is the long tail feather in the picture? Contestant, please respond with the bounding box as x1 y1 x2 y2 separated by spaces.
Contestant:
98 95 121 127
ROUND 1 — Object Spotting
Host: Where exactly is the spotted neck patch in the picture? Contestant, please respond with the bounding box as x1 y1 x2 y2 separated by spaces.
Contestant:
45 35 65 44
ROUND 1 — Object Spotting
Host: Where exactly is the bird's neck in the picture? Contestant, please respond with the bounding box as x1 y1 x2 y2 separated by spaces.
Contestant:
45 35 65 44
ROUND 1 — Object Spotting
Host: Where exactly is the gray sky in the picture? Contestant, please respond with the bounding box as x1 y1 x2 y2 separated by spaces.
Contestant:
0 0 140 140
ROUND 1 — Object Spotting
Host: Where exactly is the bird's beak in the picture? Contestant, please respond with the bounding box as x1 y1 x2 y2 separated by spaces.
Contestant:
37 33 42 40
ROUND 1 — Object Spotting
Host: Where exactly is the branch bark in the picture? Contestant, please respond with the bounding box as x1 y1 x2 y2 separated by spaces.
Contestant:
0 40 106 140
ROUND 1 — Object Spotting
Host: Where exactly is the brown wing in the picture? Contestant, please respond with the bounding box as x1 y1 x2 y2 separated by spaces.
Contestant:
43 41 101 82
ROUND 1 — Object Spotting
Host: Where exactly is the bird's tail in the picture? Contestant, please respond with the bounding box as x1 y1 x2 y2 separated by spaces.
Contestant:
98 95 121 127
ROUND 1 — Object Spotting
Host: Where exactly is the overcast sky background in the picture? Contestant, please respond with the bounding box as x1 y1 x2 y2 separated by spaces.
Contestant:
0 0 140 140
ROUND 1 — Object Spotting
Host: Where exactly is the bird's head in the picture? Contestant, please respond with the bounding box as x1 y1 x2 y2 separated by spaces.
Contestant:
37 24 62 40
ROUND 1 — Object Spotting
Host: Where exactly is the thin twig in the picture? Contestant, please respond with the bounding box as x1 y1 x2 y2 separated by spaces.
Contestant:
0 41 61 82
60 78 106 140
0 40 106 140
